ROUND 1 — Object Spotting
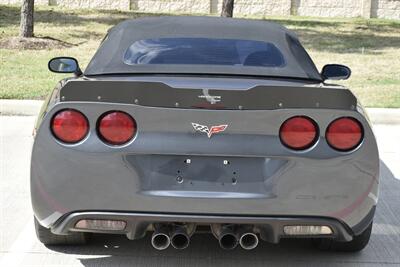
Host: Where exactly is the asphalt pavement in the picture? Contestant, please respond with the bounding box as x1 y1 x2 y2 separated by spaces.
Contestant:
0 116 399 267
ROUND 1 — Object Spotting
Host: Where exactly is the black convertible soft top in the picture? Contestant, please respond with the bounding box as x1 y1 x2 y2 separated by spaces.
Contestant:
85 16 322 80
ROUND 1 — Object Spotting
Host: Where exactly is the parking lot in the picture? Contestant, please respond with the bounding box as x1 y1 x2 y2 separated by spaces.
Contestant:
1 115 399 266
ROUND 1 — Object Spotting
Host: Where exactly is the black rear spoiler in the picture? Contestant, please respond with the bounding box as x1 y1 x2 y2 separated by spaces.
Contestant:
60 80 357 110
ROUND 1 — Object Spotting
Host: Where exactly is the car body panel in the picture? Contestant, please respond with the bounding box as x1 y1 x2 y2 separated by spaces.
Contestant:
31 78 379 236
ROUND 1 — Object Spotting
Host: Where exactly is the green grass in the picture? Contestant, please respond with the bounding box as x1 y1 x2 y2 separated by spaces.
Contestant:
1 5 399 107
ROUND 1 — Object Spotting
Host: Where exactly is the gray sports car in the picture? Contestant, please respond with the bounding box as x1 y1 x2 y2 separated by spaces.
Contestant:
31 16 379 252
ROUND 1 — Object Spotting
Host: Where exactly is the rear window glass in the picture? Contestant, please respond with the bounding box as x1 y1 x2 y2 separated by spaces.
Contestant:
123 38 285 68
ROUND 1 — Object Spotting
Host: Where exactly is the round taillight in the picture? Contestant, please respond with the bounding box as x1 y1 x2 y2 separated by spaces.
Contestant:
326 117 363 152
51 109 89 143
280 116 318 150
98 111 136 145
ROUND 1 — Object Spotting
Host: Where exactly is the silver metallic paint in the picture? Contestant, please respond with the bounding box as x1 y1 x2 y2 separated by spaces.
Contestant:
31 92 379 238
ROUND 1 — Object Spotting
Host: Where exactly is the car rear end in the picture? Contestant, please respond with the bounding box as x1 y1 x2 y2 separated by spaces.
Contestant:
31 16 379 251
31 76 379 250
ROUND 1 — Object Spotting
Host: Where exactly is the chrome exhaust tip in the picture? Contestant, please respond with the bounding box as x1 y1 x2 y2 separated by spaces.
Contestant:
239 233 259 250
170 226 191 250
151 225 171 250
151 232 170 250
170 232 190 250
219 232 238 250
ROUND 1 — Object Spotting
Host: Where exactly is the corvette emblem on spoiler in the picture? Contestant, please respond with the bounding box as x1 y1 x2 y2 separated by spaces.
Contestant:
191 123 228 138
198 89 221 104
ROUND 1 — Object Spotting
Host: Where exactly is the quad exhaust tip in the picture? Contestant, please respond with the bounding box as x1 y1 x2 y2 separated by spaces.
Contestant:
151 223 260 250
152 224 193 250
170 232 190 250
239 233 259 250
219 232 239 250
151 232 171 250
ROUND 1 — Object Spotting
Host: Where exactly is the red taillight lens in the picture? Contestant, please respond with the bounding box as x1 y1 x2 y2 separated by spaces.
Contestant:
326 117 363 151
98 111 136 145
51 109 89 143
280 116 318 150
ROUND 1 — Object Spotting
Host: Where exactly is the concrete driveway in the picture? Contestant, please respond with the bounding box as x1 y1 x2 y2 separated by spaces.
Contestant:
0 116 399 266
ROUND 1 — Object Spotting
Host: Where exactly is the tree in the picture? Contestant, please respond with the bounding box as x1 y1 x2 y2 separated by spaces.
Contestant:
221 0 234 18
20 0 34 38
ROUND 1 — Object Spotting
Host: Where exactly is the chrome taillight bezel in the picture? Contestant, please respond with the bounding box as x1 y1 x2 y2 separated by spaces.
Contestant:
326 117 364 152
50 109 89 144
96 110 137 146
279 116 319 151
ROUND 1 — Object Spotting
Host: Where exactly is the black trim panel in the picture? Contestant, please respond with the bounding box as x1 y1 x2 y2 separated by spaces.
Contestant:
60 80 357 110
351 206 376 236
52 211 354 243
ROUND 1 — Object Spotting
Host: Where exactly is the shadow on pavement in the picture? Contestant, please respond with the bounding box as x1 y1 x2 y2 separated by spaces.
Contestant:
51 234 366 267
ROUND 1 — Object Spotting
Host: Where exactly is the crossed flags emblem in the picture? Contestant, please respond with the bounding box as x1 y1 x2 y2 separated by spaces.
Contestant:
191 123 228 138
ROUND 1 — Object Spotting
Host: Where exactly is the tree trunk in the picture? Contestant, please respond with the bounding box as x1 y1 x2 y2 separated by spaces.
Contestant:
221 0 234 17
20 0 34 38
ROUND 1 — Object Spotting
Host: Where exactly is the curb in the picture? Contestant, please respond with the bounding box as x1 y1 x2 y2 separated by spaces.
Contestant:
0 100 43 116
0 100 399 125
366 108 400 125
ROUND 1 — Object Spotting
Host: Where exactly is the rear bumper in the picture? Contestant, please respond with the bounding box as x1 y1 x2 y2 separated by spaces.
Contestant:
51 211 361 243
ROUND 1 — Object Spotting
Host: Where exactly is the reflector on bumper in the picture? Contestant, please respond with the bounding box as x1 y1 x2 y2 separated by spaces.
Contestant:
75 219 126 231
283 225 333 235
